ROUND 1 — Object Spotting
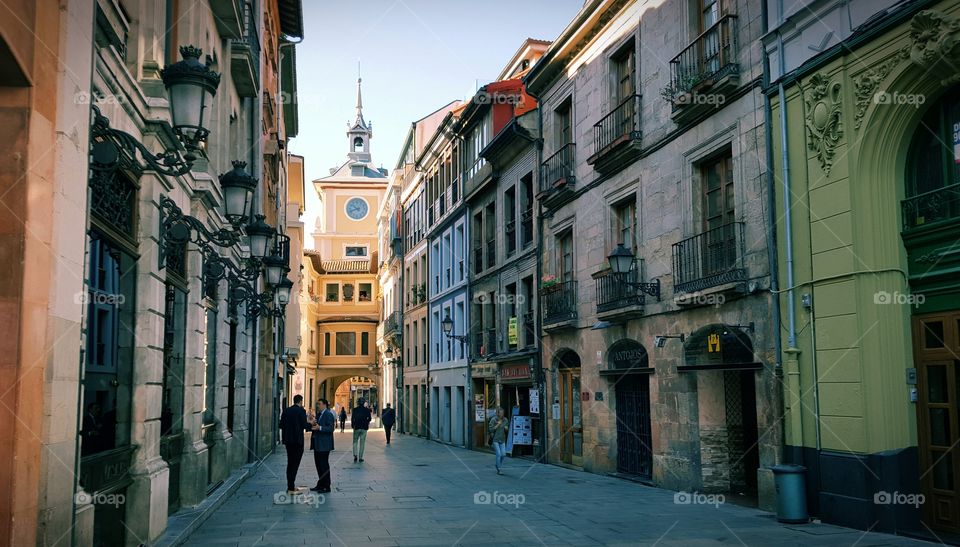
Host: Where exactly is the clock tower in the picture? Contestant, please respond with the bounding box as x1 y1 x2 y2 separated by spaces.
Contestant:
347 77 372 163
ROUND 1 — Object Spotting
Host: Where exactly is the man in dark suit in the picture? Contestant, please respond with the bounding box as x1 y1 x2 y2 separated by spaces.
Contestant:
351 398 372 462
279 394 310 493
382 403 396 445
310 398 336 492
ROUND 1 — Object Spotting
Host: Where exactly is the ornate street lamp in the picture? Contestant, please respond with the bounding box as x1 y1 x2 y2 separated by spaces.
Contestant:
219 161 258 225
245 215 275 259
441 313 469 343
275 276 294 306
384 347 394 360
263 251 288 286
161 45 221 154
605 243 662 301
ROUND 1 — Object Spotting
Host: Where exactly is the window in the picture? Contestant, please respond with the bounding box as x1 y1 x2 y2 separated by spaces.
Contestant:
702 153 735 232
613 44 636 103
361 332 369 355
613 197 637 254
309 329 315 351
558 230 574 282
521 173 534 247
324 332 331 355
904 87 960 228
326 283 340 302
203 307 217 425
505 186 516 256
555 98 572 146
701 0 723 31
358 283 372 302
345 246 367 257
336 332 357 355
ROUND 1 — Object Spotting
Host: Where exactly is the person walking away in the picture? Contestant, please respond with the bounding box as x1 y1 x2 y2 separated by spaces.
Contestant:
382 403 396 445
279 394 311 492
310 398 336 492
488 407 509 475
352 398 372 462
339 407 347 432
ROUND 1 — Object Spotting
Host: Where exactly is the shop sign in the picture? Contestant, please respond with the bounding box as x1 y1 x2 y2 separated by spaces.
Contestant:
552 402 560 420
954 120 960 164
501 363 530 380
475 393 485 423
608 339 648 370
508 316 518 345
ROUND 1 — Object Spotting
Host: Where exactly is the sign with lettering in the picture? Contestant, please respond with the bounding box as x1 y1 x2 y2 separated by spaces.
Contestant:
707 333 721 353
501 363 530 380
953 121 960 164
512 415 532 445
508 316 518 345
607 339 648 370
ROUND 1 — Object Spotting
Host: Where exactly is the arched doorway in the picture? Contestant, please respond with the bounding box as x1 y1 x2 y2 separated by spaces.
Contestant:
602 339 653 479
682 324 760 500
554 349 582 466
902 85 960 532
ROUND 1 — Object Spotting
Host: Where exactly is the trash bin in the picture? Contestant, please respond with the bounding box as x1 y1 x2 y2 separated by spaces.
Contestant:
771 464 808 523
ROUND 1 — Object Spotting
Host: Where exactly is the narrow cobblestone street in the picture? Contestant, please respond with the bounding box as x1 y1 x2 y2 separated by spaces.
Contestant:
183 430 936 546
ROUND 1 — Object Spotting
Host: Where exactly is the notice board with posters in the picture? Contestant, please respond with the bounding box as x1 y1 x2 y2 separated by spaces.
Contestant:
512 415 532 445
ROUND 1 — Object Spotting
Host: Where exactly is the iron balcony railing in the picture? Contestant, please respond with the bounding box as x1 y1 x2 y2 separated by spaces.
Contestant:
540 143 576 193
672 221 746 293
541 280 578 325
669 15 738 98
596 268 651 312
901 182 960 230
243 1 260 81
593 95 641 155
383 311 402 337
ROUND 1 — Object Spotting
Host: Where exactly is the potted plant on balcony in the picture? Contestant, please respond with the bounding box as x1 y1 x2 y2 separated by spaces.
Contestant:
660 73 704 107
541 274 557 290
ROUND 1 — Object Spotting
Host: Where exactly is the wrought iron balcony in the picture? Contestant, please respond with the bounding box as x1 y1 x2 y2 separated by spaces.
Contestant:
595 268 658 314
541 280 578 326
672 222 746 294
540 143 576 194
383 311 402 338
592 95 641 158
901 183 960 230
667 15 738 113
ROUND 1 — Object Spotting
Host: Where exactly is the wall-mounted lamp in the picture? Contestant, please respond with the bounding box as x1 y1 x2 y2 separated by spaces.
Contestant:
441 313 469 343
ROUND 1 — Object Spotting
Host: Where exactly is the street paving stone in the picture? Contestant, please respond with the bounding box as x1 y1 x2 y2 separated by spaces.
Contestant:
183 429 937 546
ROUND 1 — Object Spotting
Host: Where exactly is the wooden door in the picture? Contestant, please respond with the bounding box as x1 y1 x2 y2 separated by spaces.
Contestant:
560 368 583 466
915 312 960 532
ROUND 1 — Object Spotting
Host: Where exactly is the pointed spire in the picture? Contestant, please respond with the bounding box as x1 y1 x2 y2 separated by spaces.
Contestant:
354 60 366 128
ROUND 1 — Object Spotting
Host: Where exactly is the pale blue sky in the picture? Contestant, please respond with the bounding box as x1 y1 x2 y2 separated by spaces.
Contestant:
288 0 583 239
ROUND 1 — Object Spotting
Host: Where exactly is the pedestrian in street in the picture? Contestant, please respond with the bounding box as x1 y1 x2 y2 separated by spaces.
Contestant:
339 407 347 432
382 403 396 445
351 398 372 462
488 406 509 475
279 394 311 493
310 398 336 493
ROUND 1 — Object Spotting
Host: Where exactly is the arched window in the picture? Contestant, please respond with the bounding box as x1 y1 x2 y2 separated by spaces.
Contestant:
353 136 364 152
903 87 960 229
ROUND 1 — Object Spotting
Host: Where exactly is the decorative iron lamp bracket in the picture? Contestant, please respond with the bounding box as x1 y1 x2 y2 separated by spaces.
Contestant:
227 276 274 321
159 195 244 269
91 105 196 177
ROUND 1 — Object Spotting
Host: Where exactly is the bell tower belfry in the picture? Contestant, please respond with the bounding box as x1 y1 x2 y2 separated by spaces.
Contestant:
347 76 372 162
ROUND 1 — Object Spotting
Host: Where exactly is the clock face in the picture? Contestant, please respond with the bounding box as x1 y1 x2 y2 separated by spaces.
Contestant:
346 198 368 220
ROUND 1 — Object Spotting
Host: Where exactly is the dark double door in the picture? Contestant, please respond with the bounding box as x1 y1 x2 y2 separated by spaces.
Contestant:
615 375 653 479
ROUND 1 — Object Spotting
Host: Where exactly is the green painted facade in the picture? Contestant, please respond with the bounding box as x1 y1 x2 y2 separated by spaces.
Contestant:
769 1 960 532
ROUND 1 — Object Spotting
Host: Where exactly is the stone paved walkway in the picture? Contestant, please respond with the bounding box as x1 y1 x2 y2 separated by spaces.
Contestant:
183 429 936 546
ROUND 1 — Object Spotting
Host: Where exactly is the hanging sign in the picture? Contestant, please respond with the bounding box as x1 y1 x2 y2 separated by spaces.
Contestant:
529 388 540 415
508 316 518 345
552 402 561 420
954 121 960 164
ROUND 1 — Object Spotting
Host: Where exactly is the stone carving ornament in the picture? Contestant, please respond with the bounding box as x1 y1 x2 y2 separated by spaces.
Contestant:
853 10 960 130
804 73 843 175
